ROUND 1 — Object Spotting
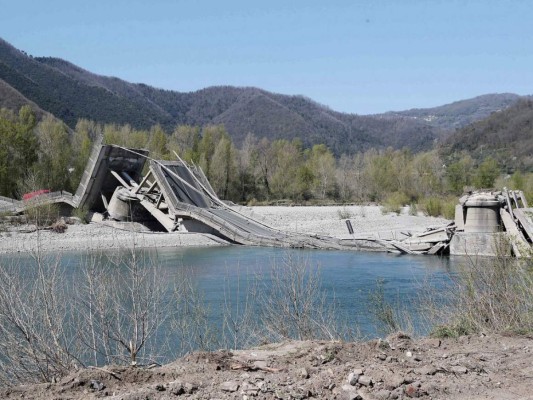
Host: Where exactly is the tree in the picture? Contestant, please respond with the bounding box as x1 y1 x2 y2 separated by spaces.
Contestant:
169 125 201 161
34 115 72 191
255 137 274 198
198 125 227 179
474 157 500 189
308 144 337 200
446 154 473 194
269 139 304 200
71 119 98 188
235 133 258 202
148 124 169 160
210 135 237 200
411 151 444 198
0 106 38 197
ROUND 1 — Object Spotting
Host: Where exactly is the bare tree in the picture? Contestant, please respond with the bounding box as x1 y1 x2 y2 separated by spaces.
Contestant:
221 265 258 350
0 252 83 386
171 267 217 355
76 249 172 366
256 254 342 342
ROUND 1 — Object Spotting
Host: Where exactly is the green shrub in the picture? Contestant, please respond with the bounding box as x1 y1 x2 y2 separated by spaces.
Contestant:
421 197 442 217
420 197 456 219
24 203 60 227
442 198 456 219
383 191 410 214
72 206 90 224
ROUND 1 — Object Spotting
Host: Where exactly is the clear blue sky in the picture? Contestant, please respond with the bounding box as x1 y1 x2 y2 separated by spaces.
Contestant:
1 0 532 114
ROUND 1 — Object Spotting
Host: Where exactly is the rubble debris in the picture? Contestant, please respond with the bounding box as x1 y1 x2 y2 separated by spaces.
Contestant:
344 189 531 257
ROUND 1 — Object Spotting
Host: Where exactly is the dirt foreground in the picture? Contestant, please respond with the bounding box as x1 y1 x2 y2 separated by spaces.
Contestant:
2 333 531 400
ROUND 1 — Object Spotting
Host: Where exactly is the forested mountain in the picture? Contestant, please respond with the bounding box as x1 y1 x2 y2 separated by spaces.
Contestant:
382 93 522 130
0 37 524 155
0 79 47 119
441 99 533 171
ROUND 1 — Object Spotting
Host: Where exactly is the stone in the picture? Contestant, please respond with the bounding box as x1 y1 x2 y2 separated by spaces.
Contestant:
342 385 362 400
427 338 441 348
405 351 413 358
253 360 268 369
220 381 240 392
183 382 198 394
348 372 359 386
358 375 373 387
404 384 418 398
375 389 392 400
89 380 105 392
168 381 185 396
241 382 259 396
154 383 166 391
414 365 437 375
451 365 468 374
377 353 387 361
385 375 405 390
299 367 310 379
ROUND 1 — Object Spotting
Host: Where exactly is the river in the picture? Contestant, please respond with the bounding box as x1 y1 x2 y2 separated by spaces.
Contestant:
0 246 461 364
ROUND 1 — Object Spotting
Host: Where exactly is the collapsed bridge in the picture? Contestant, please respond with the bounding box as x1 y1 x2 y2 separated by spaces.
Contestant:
63 141 354 250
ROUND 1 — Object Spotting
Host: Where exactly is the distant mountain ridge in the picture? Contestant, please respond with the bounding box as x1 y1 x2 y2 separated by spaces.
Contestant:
383 93 523 130
0 37 525 154
441 98 533 171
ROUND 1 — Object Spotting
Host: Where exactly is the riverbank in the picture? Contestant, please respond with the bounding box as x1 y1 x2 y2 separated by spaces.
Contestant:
0 205 450 254
2 332 530 399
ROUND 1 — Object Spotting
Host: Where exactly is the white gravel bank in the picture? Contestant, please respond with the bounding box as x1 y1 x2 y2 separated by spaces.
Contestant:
0 205 450 254
241 205 450 239
0 223 227 254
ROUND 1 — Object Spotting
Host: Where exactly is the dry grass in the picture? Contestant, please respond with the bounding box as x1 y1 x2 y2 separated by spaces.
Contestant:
424 250 533 338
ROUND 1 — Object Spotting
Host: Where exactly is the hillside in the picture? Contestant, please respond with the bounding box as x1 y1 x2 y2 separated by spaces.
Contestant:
441 99 533 171
0 78 47 119
383 93 522 130
0 38 523 154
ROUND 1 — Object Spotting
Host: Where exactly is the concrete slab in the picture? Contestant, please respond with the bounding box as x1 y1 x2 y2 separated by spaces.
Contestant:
450 232 510 257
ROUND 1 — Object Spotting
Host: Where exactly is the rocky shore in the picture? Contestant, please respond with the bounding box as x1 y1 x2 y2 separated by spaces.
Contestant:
2 332 531 399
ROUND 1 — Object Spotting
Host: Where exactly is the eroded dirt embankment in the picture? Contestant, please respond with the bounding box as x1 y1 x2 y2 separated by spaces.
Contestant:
2 333 531 400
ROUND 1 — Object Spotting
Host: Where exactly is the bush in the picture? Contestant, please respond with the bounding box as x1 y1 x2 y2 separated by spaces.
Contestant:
337 207 353 219
382 192 410 214
421 197 442 217
24 203 60 227
420 196 456 219
426 251 533 337
441 198 456 219
368 278 414 336
71 206 90 224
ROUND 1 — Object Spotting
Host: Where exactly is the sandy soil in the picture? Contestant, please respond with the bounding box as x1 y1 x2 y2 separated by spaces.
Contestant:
0 205 450 254
1 332 531 399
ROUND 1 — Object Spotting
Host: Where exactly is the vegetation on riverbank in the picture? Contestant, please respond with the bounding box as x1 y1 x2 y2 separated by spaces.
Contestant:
1 107 532 218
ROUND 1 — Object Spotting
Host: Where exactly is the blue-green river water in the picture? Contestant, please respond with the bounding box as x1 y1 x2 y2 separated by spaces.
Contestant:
0 246 462 363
